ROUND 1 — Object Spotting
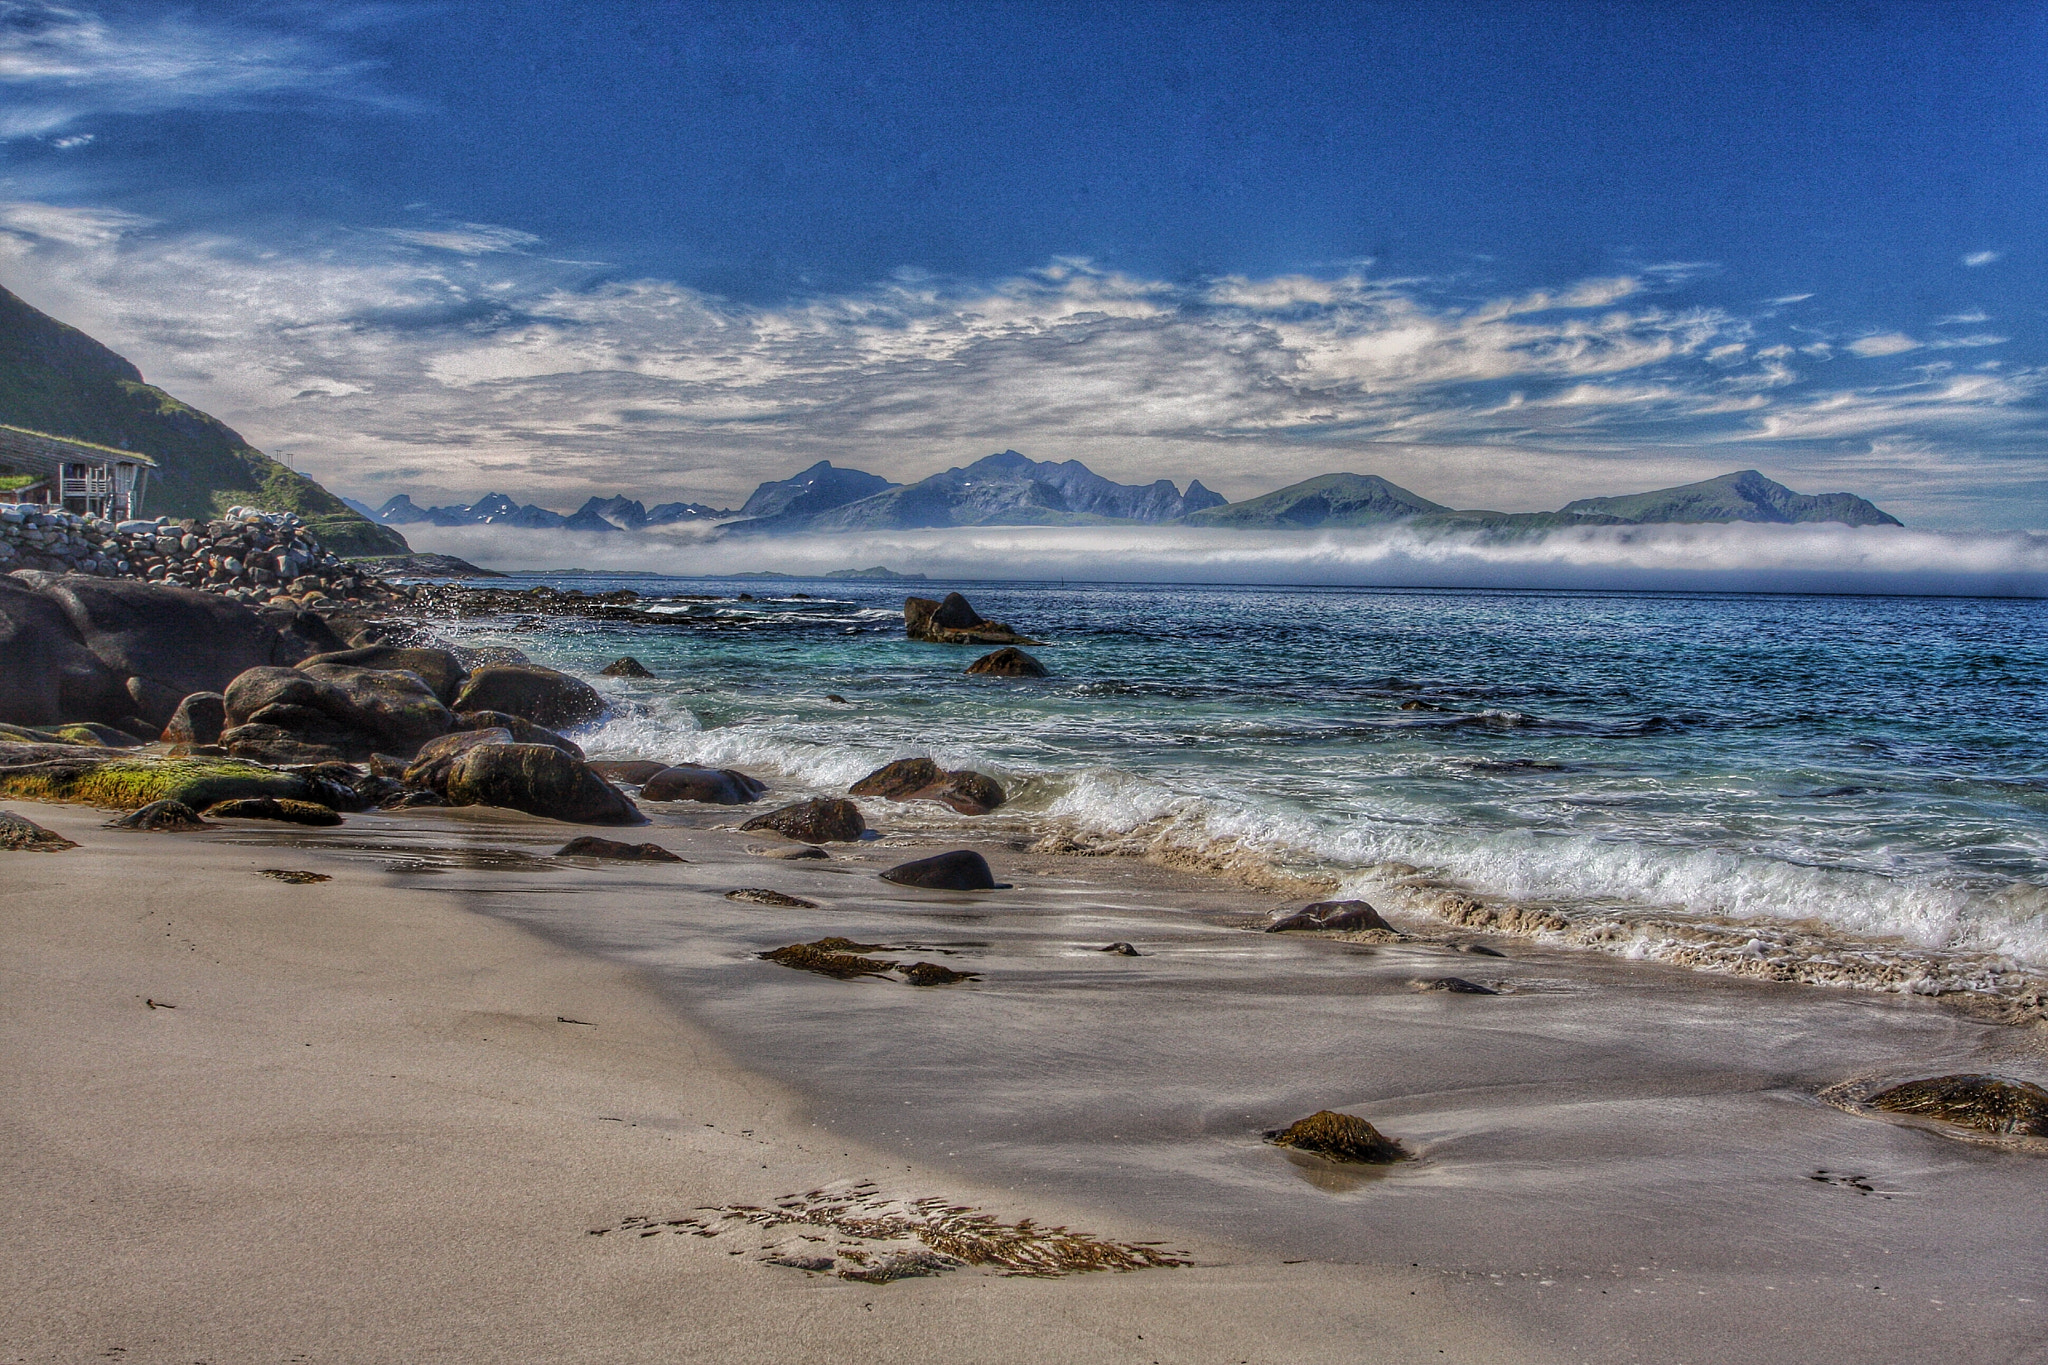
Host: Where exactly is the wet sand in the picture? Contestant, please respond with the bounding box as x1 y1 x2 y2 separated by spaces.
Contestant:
2 799 1550 1365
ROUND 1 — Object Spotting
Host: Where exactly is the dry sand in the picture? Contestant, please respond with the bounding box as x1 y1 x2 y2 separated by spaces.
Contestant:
1 799 1550 1365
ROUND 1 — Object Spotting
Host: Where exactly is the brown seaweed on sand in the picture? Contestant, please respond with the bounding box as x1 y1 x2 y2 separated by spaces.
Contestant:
726 888 819 908
1265 1110 1408 1164
760 939 897 979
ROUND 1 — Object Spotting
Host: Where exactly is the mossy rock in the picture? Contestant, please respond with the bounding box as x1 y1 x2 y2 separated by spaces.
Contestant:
760 938 897 979
0 754 318 810
1869 1074 2048 1137
204 796 342 826
0 809 78 851
1265 1110 1406 1164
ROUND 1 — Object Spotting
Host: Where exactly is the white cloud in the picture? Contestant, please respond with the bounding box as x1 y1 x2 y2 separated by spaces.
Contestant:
1962 251 2002 268
384 225 543 256
1847 333 1920 358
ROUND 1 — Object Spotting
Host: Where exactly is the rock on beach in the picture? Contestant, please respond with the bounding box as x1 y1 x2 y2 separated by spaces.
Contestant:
640 765 767 804
739 797 866 844
879 849 998 890
848 757 1005 814
1266 901 1396 934
440 743 642 825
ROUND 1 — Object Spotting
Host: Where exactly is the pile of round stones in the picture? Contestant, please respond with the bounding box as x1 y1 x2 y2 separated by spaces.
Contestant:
0 503 401 608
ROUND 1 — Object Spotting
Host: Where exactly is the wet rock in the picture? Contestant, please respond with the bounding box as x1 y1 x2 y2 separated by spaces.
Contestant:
261 869 330 884
726 888 820 907
556 835 684 862
848 757 1005 814
401 727 514 792
1868 1074 2048 1137
215 725 351 766
1456 942 1507 958
967 647 1048 678
381 789 448 809
161 692 226 747
202 796 341 825
826 693 848 704
1410 976 1497 994
0 750 323 810
442 743 643 825
754 844 829 860
599 656 656 678
901 961 978 986
880 849 997 891
641 765 767 804
453 710 585 759
450 664 606 729
740 797 866 843
299 645 468 704
1266 900 1395 934
0 809 77 851
903 593 1040 646
1265 1110 1406 1164
760 938 896 979
222 664 454 761
1099 942 1141 956
106 799 210 832
587 759 669 785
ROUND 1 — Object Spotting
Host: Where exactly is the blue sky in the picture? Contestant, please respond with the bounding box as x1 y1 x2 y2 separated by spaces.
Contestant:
0 0 2043 527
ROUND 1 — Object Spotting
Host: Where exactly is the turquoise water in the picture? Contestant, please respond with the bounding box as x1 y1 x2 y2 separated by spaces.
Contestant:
429 576 2048 984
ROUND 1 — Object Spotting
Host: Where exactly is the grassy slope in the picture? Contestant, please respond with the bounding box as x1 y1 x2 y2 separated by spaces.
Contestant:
0 285 406 555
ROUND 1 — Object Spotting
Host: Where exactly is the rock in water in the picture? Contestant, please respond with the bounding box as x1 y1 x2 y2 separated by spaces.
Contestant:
160 692 227 747
452 710 585 759
599 656 656 678
725 888 819 907
640 765 767 804
1266 900 1395 933
967 647 1049 678
442 743 643 825
106 799 210 831
204 797 343 826
848 757 1005 814
931 592 985 629
1868 1074 2048 1136
900 961 977 986
1099 942 1141 956
0 809 77 851
1410 976 1497 994
587 759 669 785
740 797 866 843
450 664 606 729
556 836 684 862
880 849 997 890
1265 1110 1406 1163
903 593 1041 645
849 756 944 799
760 938 897 979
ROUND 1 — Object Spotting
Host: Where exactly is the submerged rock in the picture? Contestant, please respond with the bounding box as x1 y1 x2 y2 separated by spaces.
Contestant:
966 647 1049 678
1098 942 1142 956
1266 900 1395 934
848 757 1004 814
900 961 978 986
641 765 767 804
556 835 684 861
726 888 820 908
903 593 1040 646
0 809 77 851
598 656 656 678
760 938 897 979
442 743 643 825
1410 976 1497 994
880 849 997 890
1456 942 1507 958
740 797 866 843
450 664 606 729
1867 1074 2048 1137
1265 1110 1406 1164
105 799 210 832
204 796 343 826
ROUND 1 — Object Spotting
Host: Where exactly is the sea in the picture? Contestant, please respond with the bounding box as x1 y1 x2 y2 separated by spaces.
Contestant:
424 574 2048 1000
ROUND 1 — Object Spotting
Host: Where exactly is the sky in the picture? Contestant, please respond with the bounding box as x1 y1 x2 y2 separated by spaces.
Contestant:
0 0 2044 529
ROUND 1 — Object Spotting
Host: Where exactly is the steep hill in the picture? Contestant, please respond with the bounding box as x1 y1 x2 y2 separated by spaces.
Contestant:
1560 470 1901 527
0 284 405 555
736 460 899 528
1180 472 1446 528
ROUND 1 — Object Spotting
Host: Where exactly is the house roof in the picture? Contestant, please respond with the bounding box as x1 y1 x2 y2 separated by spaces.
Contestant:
0 423 159 473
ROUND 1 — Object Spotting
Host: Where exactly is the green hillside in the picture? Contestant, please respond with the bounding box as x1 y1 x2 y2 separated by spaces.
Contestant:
0 284 405 555
1180 472 1446 528
1560 469 1901 527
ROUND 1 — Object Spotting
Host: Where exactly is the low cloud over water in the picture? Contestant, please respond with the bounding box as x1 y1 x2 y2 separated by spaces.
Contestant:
402 520 2048 597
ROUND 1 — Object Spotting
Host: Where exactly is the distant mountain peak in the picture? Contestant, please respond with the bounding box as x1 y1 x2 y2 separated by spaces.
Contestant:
1560 469 1902 527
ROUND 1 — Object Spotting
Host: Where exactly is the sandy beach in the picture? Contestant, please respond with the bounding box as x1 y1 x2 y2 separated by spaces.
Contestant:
2 798 1552 1365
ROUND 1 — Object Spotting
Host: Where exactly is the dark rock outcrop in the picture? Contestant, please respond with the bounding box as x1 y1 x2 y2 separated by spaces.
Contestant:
0 809 77 851
640 765 768 804
299 645 468 704
848 757 1005 814
739 796 866 843
1265 1110 1406 1163
1266 900 1395 934
726 888 819 907
879 849 997 891
105 799 210 831
401 727 515 791
450 664 606 729
1410 976 1497 995
587 759 669 784
222 664 453 762
1868 1074 2048 1136
903 593 1040 646
441 742 642 825
161 692 226 747
598 656 656 678
556 835 684 861
203 796 343 826
0 576 129 727
452 709 584 758
966 647 1048 678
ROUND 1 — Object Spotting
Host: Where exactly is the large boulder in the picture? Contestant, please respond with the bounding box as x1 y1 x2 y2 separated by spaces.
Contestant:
587 759 668 784
160 692 226 747
441 742 642 825
299 645 468 704
967 647 1048 678
1266 901 1395 934
0 576 128 727
223 664 454 761
739 797 866 843
402 727 514 791
879 849 997 890
450 665 606 729
640 765 767 804
452 709 585 759
903 593 1040 646
848 757 1005 815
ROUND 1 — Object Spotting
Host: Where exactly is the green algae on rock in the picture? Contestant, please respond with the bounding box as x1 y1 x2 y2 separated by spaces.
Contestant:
0 750 324 810
1867 1074 2048 1137
1265 1110 1407 1164
760 938 897 979
0 809 77 851
204 796 342 826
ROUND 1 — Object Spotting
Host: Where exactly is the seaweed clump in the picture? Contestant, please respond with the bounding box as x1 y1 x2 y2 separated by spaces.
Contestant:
1265 1110 1407 1164
761 938 897 979
727 888 820 908
0 810 77 851
1868 1074 2048 1137
261 869 331 884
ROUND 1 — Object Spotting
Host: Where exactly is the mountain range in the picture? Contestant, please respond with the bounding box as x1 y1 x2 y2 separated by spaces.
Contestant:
362 491 732 533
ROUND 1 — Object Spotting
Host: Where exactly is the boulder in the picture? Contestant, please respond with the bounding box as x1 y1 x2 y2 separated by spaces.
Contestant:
402 727 515 791
299 645 468 704
215 724 350 766
441 743 643 825
0 576 128 727
0 750 327 810
640 765 767 804
599 656 656 678
450 664 606 729
161 692 228 747
587 759 668 784
739 797 866 843
453 710 585 759
256 607 348 659
1868 1074 2048 1136
1266 900 1395 934
204 796 343 826
848 757 1006 815
903 593 1040 646
1410 976 1497 995
1264 1111 1406 1164
967 647 1048 678
759 937 897 979
223 664 454 761
105 799 210 832
556 835 684 861
0 809 77 851
879 849 997 890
